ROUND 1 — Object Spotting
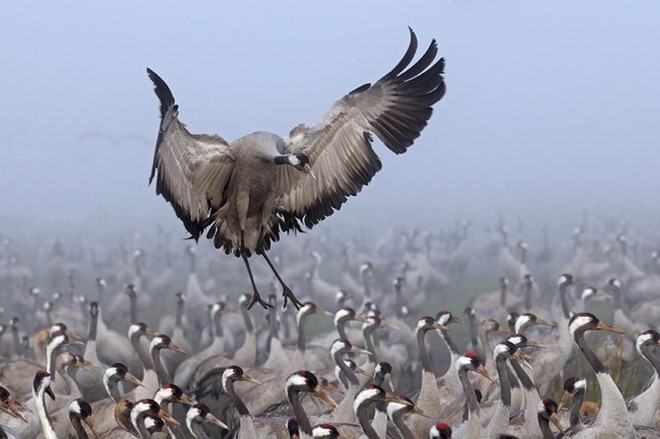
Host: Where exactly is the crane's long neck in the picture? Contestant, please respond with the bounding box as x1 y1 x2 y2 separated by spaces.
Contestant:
334 350 360 423
46 341 60 378
468 316 478 348
496 357 512 408
70 413 89 439
189 419 209 439
570 388 585 428
363 326 377 365
129 294 138 324
392 411 415 439
35 386 57 439
577 329 632 434
459 368 480 417
296 314 307 354
559 283 572 320
241 307 253 335
176 301 184 329
439 328 460 356
226 379 250 417
288 388 313 436
417 329 433 373
356 400 379 439
500 283 507 307
336 318 348 341
574 329 607 374
510 358 542 437
131 333 153 375
523 283 532 311
538 412 556 439
151 347 169 387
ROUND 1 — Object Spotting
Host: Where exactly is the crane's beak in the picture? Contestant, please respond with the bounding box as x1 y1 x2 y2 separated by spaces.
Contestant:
312 388 338 409
167 341 187 355
46 385 56 401
536 318 557 328
241 373 262 385
497 326 510 334
205 412 229 430
316 307 334 317
1 402 27 423
513 350 532 369
353 315 371 324
433 322 449 331
557 390 570 412
476 365 497 384
179 393 196 406
380 318 399 330
383 393 413 406
596 321 626 335
83 417 101 439
411 405 435 419
158 409 180 426
7 395 32 414
144 327 159 337
549 412 563 431
124 372 144 388
523 339 546 349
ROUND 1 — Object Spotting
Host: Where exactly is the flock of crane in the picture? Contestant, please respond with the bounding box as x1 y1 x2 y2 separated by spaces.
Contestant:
0 215 659 438
2 27 660 439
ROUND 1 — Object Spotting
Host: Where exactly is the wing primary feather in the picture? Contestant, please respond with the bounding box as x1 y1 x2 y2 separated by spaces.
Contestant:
382 28 419 79
396 40 438 82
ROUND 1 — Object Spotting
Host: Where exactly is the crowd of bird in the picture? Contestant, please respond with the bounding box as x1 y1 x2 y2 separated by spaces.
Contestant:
0 215 659 438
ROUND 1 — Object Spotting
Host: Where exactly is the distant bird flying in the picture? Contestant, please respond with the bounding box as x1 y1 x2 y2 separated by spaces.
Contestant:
147 29 445 309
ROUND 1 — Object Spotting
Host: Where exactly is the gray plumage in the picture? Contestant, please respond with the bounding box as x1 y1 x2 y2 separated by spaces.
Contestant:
147 28 445 309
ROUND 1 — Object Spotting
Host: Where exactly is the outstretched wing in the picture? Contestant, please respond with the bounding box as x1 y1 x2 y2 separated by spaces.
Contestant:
275 29 445 229
147 68 235 240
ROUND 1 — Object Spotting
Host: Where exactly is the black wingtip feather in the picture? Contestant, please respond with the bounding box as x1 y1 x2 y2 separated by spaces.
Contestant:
147 68 176 118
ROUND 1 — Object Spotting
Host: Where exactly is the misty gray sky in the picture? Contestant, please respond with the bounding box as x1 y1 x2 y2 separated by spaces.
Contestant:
2 1 660 233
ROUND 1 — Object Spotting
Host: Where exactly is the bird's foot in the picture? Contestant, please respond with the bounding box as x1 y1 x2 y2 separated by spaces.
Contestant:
247 291 273 310
282 286 303 310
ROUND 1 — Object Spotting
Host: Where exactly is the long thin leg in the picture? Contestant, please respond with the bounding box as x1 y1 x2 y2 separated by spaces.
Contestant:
242 254 272 310
261 252 303 310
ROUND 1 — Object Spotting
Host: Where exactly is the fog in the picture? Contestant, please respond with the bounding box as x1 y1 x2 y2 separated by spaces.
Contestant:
2 1 660 238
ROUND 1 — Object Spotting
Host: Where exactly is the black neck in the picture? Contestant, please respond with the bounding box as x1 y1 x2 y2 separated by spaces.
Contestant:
509 357 535 390
538 412 555 439
640 343 660 378
459 367 479 416
70 414 89 439
88 311 98 342
417 329 433 373
151 347 170 386
356 401 379 439
175 301 184 329
524 284 532 311
392 411 414 439
226 379 250 417
574 329 607 373
288 387 312 436
131 333 153 373
335 351 359 387
500 283 507 307
107 377 123 403
297 314 307 353
336 318 348 341
469 318 478 347
440 329 460 356
496 356 511 408
190 420 210 439
559 283 571 320
129 295 137 324
213 312 224 339
363 326 377 364
570 388 584 428
241 307 253 334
